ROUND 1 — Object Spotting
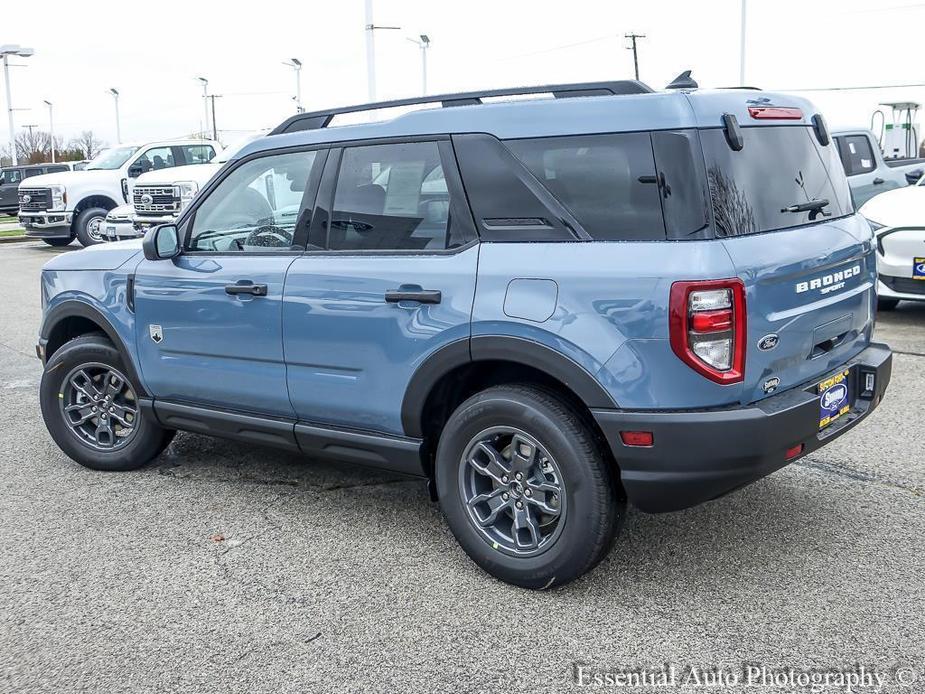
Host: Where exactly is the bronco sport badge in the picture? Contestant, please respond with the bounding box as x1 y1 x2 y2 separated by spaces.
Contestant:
795 265 861 295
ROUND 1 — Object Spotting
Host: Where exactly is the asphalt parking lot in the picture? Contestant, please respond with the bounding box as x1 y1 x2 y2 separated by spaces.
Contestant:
1 240 923 693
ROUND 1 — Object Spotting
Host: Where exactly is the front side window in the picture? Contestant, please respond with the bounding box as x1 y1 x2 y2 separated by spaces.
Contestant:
131 147 175 176
187 150 318 253
702 126 852 236
329 141 460 251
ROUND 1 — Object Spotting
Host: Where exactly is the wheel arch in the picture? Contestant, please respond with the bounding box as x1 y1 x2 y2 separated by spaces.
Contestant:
41 300 147 396
73 194 119 216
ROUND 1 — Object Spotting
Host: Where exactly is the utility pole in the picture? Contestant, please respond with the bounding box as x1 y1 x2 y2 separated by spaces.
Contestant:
739 0 748 85
364 0 400 103
208 94 221 141
625 33 645 81
43 100 54 162
283 59 303 113
22 123 36 137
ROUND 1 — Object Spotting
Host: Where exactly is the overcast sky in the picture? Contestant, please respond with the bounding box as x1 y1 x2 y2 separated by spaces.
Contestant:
4 0 925 150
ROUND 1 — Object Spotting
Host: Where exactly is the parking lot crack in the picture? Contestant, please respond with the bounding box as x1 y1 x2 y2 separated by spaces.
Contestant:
796 456 924 498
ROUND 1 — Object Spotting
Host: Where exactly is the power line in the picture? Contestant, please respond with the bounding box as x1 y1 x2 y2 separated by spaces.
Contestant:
776 83 925 92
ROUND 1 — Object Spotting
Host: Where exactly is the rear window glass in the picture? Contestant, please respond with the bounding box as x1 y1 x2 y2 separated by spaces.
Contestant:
701 126 853 236
835 135 876 176
504 133 666 241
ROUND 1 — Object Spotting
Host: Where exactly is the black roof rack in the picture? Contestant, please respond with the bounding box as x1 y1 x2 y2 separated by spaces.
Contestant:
269 80 653 135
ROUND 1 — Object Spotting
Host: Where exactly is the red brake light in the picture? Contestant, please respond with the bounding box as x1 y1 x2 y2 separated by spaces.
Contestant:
620 431 654 447
748 106 803 120
669 279 746 384
785 444 804 461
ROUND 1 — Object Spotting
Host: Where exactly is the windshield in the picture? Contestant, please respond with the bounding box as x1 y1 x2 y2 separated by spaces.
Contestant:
701 125 853 236
86 146 140 170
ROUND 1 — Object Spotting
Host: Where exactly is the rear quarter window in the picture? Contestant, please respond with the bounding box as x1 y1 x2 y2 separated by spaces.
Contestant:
504 133 666 241
835 135 876 176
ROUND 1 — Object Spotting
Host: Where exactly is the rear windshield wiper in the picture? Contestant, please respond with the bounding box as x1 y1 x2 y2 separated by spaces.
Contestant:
780 199 831 220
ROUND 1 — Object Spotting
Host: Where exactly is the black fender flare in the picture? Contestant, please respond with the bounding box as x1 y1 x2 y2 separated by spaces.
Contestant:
401 335 618 438
40 300 147 396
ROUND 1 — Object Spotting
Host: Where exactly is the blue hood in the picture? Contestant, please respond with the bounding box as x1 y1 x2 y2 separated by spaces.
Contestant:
42 239 143 271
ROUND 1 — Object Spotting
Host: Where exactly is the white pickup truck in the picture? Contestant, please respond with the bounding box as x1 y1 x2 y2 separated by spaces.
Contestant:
18 138 220 246
832 128 925 207
101 140 256 241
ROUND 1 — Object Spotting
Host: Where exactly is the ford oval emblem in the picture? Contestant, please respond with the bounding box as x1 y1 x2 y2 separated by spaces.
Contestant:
140 193 153 206
21 194 31 204
820 383 848 412
757 333 779 351
915 261 925 275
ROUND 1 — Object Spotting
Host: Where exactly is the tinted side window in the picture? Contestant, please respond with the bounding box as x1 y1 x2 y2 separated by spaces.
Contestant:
22 169 42 179
505 133 666 241
132 146 175 175
651 130 710 239
180 145 216 165
836 135 876 176
45 165 69 174
329 141 461 251
188 150 319 253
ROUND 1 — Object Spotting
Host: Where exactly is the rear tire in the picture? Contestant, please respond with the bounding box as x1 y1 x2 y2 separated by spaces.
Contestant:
435 385 623 589
878 298 900 311
74 207 109 247
40 334 174 471
42 237 73 247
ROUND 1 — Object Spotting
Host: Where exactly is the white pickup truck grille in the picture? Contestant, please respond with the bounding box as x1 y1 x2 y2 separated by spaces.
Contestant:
133 186 180 214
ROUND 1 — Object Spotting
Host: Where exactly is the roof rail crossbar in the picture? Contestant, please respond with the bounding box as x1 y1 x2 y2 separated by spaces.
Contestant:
270 80 653 135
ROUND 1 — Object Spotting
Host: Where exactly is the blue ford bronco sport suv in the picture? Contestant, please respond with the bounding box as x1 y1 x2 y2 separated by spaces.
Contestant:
37 77 892 588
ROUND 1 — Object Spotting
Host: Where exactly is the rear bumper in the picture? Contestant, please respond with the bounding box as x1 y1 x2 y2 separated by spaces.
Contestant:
592 343 892 513
878 276 925 301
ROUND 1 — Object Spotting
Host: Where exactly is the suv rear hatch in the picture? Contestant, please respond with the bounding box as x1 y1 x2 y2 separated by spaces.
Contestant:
699 118 876 405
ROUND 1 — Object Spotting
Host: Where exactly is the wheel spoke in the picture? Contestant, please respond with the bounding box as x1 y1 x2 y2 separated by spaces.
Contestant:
64 403 96 426
71 370 102 401
509 434 537 472
525 493 561 517
102 371 125 399
108 403 136 428
471 492 511 527
468 441 511 484
94 421 115 448
511 505 541 550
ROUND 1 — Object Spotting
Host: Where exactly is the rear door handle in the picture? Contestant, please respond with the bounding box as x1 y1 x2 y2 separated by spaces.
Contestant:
385 289 442 304
873 177 885 185
225 281 268 296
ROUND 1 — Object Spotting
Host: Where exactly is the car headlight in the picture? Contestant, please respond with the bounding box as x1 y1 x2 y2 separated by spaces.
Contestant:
174 181 199 208
48 184 66 212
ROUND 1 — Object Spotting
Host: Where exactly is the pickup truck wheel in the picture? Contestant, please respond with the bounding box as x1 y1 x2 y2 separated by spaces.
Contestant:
435 385 623 589
74 207 109 247
40 334 174 471
877 298 900 311
42 237 73 247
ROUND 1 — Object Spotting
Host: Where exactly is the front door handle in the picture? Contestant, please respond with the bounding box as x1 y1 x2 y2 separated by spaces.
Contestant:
873 177 885 185
225 281 268 297
385 288 442 304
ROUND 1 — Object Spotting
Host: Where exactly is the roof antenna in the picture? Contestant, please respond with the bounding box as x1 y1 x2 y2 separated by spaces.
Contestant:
666 70 698 90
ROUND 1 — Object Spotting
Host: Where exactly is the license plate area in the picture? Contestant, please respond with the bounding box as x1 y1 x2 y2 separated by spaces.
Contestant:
818 369 852 430
914 257 925 280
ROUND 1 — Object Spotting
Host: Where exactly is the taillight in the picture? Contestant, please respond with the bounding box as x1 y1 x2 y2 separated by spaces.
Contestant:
669 279 746 384
747 106 803 120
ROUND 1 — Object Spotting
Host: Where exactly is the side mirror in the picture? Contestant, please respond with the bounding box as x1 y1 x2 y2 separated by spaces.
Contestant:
905 169 923 186
143 224 181 261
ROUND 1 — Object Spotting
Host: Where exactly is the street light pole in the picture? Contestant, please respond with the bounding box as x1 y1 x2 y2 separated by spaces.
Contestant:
1 44 35 166
364 0 400 103
406 35 430 95
43 100 54 163
283 59 303 113
739 0 748 85
196 77 209 138
109 88 121 144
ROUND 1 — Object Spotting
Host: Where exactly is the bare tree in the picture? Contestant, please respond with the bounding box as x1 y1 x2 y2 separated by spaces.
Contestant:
69 131 106 160
15 129 51 164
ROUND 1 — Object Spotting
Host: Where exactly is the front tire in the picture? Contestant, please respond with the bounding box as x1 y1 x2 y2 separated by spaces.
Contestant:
435 385 623 589
40 335 174 471
42 237 73 247
74 207 109 247
878 298 900 311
